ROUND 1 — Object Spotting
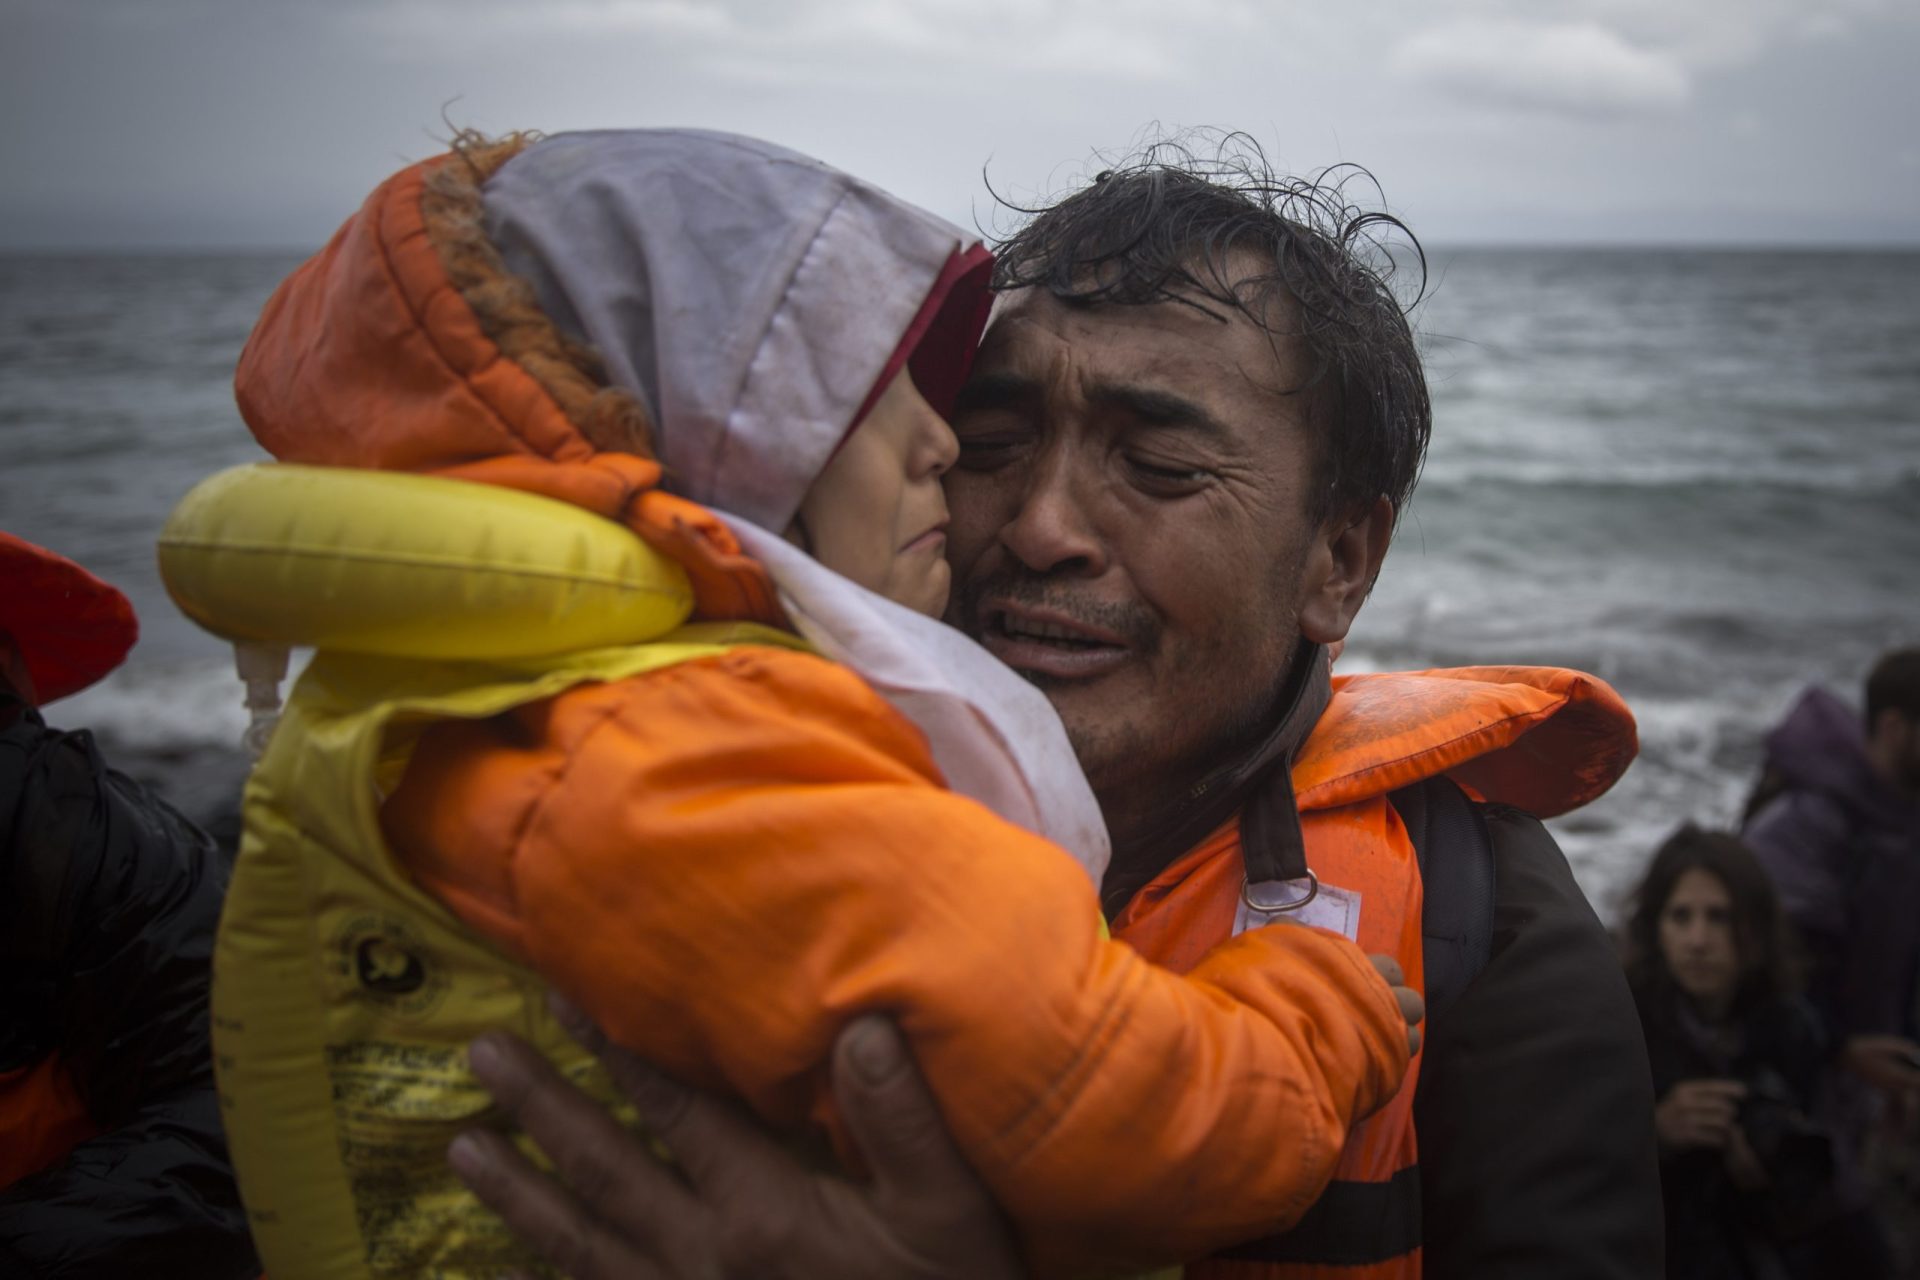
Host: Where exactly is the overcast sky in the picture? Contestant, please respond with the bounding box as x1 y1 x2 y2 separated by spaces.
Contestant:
5 0 1918 250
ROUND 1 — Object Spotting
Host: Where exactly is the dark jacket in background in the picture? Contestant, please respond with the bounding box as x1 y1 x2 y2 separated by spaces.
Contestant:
1636 984 1832 1280
0 693 259 1279
1743 687 1920 1045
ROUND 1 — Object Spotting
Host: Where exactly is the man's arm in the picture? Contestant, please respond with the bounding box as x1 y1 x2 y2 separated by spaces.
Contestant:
1414 805 1664 1280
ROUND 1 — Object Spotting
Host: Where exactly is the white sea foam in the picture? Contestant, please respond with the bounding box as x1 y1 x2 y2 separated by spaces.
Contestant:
49 653 299 756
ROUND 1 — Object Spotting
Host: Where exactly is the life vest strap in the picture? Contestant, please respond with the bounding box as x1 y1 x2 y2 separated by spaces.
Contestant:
1212 1166 1421 1267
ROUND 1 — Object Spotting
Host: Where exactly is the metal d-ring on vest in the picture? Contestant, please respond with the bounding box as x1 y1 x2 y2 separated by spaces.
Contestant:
1240 868 1320 914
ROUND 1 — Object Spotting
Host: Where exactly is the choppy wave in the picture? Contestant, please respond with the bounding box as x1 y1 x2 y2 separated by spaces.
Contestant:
1418 459 1920 494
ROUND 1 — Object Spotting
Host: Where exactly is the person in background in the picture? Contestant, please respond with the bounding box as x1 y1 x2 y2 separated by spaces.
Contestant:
0 532 258 1278
1625 824 1888 1279
1744 648 1920 1271
1744 650 1920 1092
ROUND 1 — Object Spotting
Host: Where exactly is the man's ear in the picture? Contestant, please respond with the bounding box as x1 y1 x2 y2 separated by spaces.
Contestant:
1297 495 1395 646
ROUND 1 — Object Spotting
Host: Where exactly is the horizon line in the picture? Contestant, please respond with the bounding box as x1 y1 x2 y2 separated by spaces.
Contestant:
6 238 1920 256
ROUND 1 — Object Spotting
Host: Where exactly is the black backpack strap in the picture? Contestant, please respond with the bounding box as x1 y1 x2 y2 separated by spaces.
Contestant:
1207 774 1493 1271
1390 775 1496 1022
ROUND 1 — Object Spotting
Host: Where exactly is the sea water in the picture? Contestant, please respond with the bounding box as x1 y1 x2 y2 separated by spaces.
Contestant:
3 248 1917 920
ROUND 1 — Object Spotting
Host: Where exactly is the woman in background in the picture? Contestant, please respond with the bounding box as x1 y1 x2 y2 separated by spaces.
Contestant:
1624 824 1887 1279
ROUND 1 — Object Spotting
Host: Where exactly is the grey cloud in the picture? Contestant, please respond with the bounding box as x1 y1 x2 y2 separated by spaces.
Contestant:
340 0 1192 81
1443 0 1909 69
1389 19 1690 117
3 0 1916 248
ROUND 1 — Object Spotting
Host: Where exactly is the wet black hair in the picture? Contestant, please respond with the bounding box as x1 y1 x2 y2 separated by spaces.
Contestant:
1623 824 1801 1014
1866 647 1920 729
989 130 1430 528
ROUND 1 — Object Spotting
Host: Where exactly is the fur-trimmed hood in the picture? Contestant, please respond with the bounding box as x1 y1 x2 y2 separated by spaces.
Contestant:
235 129 991 537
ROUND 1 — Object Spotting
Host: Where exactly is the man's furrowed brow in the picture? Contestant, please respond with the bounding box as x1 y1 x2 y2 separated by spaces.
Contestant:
951 371 1035 416
1091 383 1232 441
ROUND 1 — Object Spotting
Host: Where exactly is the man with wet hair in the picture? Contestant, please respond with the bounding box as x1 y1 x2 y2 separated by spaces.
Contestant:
449 139 1664 1279
956 154 1435 922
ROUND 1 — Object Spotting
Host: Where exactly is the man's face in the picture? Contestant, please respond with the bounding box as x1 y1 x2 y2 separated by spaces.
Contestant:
1872 709 1920 799
943 283 1375 815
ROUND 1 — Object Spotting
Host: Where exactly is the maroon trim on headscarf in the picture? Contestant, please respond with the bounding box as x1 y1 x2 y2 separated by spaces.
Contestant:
848 243 996 432
0 533 138 707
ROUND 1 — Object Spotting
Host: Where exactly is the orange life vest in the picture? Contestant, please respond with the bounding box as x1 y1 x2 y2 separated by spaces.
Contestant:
1115 664 1636 1279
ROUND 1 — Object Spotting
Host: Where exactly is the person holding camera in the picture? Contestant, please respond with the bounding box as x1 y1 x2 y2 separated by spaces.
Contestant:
1624 825 1891 1279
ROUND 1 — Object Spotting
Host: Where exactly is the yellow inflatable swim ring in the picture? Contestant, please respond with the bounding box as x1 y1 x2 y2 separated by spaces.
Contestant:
159 464 695 660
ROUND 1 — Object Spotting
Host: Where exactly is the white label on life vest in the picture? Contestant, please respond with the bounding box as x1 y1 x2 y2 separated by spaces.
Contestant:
1233 878 1362 943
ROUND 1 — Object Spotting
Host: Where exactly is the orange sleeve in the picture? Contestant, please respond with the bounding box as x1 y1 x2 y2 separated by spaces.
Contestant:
382 646 1409 1274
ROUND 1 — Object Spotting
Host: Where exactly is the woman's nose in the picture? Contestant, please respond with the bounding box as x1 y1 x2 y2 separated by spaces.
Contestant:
923 410 959 478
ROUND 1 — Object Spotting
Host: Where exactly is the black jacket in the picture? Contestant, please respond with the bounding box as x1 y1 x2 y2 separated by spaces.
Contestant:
0 697 258 1278
1637 984 1836 1280
1415 804 1667 1279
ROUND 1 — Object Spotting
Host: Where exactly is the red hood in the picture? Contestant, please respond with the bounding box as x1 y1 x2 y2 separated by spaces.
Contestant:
0 533 138 706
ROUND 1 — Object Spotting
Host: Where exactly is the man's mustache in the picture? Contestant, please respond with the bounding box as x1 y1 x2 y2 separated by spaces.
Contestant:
952 568 1158 653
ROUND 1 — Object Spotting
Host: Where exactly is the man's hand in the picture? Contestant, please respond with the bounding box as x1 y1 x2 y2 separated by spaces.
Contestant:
1369 954 1425 1057
1653 1079 1746 1153
447 1000 1023 1279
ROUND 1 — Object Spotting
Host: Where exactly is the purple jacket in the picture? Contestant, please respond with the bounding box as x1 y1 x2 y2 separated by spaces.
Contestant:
1744 687 1920 1041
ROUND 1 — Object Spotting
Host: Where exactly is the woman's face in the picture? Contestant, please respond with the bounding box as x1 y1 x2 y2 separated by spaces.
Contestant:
790 368 958 616
1659 867 1742 1012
